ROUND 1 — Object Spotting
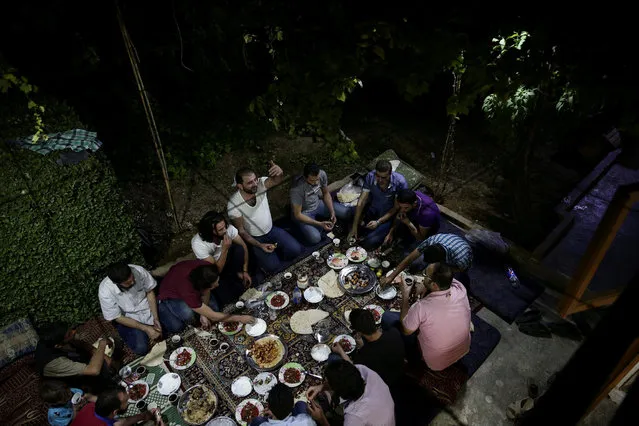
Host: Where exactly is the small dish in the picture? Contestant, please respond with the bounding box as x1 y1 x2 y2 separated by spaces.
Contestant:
218 321 243 336
375 284 397 300
169 347 196 370
311 344 330 362
278 362 306 387
231 376 253 397
333 335 356 354
245 318 267 337
157 373 181 395
303 287 324 304
252 372 277 395
235 398 263 426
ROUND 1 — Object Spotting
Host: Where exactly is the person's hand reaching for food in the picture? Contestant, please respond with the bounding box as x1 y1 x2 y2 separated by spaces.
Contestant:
199 316 211 330
365 220 379 230
238 315 257 325
260 243 276 253
321 221 334 231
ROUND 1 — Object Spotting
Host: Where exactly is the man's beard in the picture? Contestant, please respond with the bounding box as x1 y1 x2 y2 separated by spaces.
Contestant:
244 186 258 194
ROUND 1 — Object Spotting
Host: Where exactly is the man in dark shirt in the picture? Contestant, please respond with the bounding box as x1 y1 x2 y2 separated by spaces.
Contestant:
330 309 405 389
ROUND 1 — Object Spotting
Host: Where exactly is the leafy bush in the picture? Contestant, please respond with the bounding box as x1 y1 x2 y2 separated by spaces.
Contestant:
0 146 142 327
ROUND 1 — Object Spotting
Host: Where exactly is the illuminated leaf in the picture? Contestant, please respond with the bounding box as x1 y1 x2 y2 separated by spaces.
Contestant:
373 46 385 60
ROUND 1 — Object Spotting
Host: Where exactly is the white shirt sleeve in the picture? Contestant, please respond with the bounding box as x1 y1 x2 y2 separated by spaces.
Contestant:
191 234 213 259
98 280 122 321
227 224 239 239
131 264 157 292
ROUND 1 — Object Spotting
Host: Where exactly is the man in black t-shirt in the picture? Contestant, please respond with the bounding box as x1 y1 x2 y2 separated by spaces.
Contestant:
331 309 405 389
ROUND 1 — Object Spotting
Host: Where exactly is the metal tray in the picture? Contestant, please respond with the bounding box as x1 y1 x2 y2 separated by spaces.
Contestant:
245 334 288 372
178 384 218 426
338 264 378 295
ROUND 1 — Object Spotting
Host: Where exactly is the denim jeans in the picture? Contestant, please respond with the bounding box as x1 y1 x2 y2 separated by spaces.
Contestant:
381 311 422 364
158 296 219 334
250 401 309 426
115 323 150 355
348 205 393 251
296 200 352 245
253 226 303 273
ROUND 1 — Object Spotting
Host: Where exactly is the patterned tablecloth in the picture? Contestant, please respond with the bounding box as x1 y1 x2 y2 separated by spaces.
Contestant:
124 240 480 424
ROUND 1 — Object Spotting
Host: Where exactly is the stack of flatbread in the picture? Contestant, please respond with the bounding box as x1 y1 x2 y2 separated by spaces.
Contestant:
140 341 167 367
290 309 329 334
317 270 344 298
240 288 263 301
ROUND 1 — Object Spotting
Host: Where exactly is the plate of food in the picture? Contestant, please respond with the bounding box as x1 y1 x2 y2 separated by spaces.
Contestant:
178 385 217 426
303 287 324 304
169 347 197 370
235 398 263 426
127 380 149 403
246 334 287 371
327 253 348 270
346 246 367 263
252 372 277 395
375 284 398 300
364 304 385 324
265 291 290 310
218 321 243 336
338 265 377 295
231 376 253 397
278 362 306 387
157 372 181 395
333 334 356 354
245 318 267 337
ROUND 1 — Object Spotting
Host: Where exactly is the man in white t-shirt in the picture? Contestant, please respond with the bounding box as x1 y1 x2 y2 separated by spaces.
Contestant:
98 263 160 355
227 162 303 273
191 211 252 304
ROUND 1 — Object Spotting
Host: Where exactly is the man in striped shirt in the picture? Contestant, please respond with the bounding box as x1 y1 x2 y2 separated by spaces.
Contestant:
380 233 472 286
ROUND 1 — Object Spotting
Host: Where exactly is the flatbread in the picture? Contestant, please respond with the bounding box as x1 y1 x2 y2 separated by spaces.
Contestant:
240 288 262 301
290 309 329 335
317 270 344 298
140 341 167 367
92 337 115 358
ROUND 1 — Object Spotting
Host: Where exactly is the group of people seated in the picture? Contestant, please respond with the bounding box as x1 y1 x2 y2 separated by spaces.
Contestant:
36 159 474 425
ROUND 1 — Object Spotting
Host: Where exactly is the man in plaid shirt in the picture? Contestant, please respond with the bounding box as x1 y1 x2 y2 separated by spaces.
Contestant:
380 233 472 286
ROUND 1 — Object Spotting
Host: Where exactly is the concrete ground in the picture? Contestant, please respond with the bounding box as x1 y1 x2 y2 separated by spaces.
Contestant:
429 306 618 426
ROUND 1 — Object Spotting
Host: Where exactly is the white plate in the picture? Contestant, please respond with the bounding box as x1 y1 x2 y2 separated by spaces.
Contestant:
235 398 263 426
303 287 324 304
218 321 243 335
127 380 149 403
333 334 356 354
169 347 197 370
278 362 306 387
231 376 253 397
346 246 367 263
311 344 330 362
245 318 267 337
375 284 397 300
364 304 385 324
327 253 348 270
157 372 181 395
265 291 290 310
252 372 277 395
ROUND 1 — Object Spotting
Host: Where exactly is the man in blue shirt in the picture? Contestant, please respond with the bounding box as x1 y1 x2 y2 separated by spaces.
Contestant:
347 160 408 250
250 383 315 426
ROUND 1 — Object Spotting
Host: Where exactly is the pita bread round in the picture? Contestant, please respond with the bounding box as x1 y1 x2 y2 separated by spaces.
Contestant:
317 270 344 298
290 309 329 334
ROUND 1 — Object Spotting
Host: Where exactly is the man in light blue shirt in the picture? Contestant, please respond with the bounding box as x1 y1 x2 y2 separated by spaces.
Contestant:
250 383 316 426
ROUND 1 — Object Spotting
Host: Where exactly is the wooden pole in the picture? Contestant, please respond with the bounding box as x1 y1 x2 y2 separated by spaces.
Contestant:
115 2 181 230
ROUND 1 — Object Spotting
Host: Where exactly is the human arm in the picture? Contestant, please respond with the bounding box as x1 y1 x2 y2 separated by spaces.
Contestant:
114 316 160 340
82 340 108 376
400 279 419 335
233 234 252 286
348 191 369 239
398 212 429 241
321 184 337 223
379 248 421 287
146 291 162 334
308 399 330 426
192 304 255 324
366 199 399 230
264 161 284 189
231 217 275 252
331 342 353 363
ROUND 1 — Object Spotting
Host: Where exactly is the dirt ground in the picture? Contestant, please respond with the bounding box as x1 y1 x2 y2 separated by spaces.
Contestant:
122 119 584 266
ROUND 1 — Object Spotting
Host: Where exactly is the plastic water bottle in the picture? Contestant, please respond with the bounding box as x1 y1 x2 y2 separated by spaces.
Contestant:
506 266 520 288
292 286 302 305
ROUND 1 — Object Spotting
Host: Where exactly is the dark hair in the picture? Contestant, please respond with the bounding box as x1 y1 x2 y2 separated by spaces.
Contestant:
106 262 132 285
38 322 71 346
324 360 365 401
40 380 70 406
421 244 446 264
303 163 321 178
95 386 126 417
235 167 255 186
349 309 377 335
375 160 392 173
397 189 417 205
266 383 294 419
189 264 219 291
430 262 453 290
197 211 227 243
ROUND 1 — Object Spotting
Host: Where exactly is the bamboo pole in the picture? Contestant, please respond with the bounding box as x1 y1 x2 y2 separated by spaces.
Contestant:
115 2 181 230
